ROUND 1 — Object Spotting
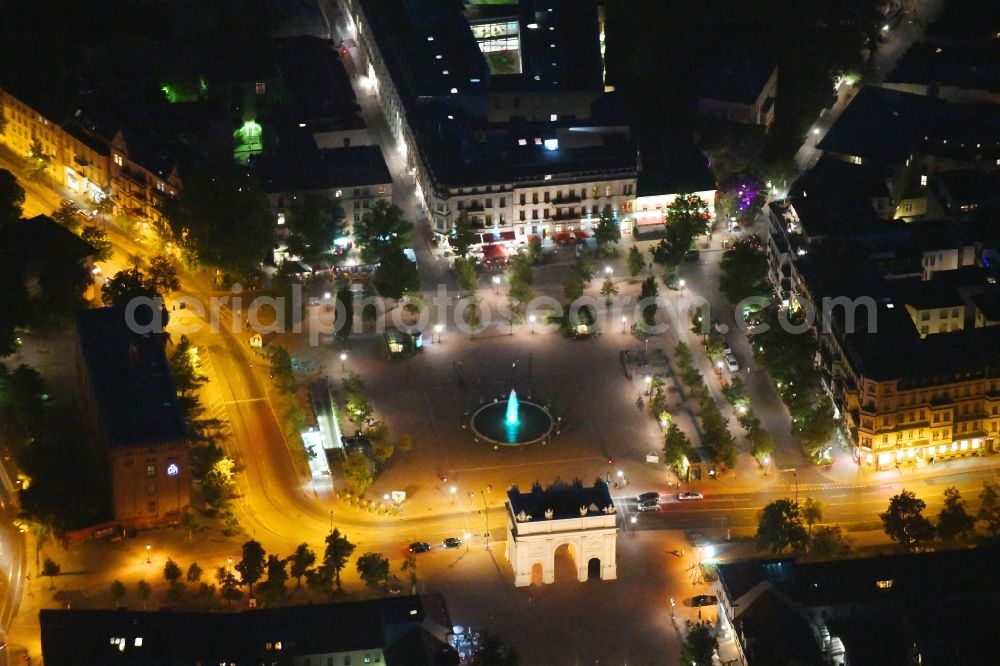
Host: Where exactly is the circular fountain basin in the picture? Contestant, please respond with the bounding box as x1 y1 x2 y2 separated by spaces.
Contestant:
471 399 555 446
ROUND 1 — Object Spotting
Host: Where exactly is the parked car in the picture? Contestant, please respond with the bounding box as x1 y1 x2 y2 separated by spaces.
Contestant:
725 354 740 372
678 491 704 501
637 492 660 503
722 339 732 356
684 248 700 261
637 499 660 512
442 537 463 549
408 542 431 553
692 594 718 607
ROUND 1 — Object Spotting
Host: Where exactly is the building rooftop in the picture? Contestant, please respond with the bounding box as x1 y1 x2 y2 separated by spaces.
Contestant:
636 139 715 196
413 108 635 188
75 307 188 449
273 36 364 131
886 40 1000 94
788 157 891 202
507 478 614 521
0 215 96 267
817 85 943 165
971 288 1000 322
40 594 458 666
734 588 824 666
788 194 883 241
255 144 392 193
699 49 775 105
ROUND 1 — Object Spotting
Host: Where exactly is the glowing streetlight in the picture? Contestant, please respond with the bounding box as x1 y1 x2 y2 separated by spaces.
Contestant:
227 556 233 573
340 352 347 372
450 485 457 505
492 275 501 294
323 292 332 300
434 323 443 343
812 127 820 135
621 315 627 333
630 515 637 524
604 265 613 276
678 279 686 289
464 532 472 552
145 544 151 564
529 314 536 333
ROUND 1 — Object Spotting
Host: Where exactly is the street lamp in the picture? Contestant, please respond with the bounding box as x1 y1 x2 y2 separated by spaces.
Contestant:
227 556 233 573
464 532 472 552
450 485 457 505
678 279 686 289
146 544 151 564
492 275 501 294
340 352 347 373
528 314 536 334
434 323 443 343
621 315 627 333
604 265 613 277
778 467 799 504
324 292 332 300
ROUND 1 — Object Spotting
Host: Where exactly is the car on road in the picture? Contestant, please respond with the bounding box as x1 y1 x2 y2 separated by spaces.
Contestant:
692 594 718 607
637 499 660 512
408 542 431 553
637 492 660 503
678 491 704 501
442 537 463 549
684 248 700 261
725 354 740 372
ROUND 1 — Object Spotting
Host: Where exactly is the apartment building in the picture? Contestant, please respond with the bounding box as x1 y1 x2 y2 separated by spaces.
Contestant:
0 88 181 229
339 0 637 246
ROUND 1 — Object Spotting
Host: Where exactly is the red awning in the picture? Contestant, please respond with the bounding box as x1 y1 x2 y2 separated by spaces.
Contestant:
574 230 590 240
554 231 573 243
482 244 506 259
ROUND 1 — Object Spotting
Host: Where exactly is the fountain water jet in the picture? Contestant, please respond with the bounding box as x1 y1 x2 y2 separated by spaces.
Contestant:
506 389 520 425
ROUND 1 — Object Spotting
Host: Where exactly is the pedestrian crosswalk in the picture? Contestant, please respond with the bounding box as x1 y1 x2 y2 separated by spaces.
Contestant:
198 349 233 438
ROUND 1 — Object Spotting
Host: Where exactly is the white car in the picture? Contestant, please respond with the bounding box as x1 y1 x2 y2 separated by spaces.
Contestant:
725 354 740 372
722 339 732 356
677 491 704 501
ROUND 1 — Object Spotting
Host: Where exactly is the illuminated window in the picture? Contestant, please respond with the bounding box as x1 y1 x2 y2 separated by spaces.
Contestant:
134 638 143 647
920 174 927 187
146 461 155 477
876 579 894 589
550 114 557 122
951 442 958 452
335 189 342 198
378 185 387 195
255 82 266 95
113 154 123 166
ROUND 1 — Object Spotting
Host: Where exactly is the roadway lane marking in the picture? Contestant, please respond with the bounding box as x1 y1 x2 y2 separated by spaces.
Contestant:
224 397 268 405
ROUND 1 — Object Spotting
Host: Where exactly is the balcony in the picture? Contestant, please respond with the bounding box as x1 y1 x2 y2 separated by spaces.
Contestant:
553 194 582 204
551 210 581 221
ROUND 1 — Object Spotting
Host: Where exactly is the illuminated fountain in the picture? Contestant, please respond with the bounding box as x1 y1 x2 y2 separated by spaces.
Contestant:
471 388 554 447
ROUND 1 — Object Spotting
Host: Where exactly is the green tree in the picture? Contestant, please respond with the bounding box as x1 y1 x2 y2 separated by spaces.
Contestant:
600 278 619 303
0 363 46 453
146 255 180 294
342 373 372 430
562 271 585 302
937 486 975 541
880 490 936 552
674 341 693 369
355 552 389 590
186 562 203 583
94 185 114 224
463 299 483 339
451 210 476 258
109 579 126 606
527 237 545 265
169 335 206 396
268 346 295 394
454 256 478 295
288 543 316 588
324 528 356 590
719 242 768 303
215 568 243 603
810 525 850 559
163 558 183 585
755 498 808 554
135 580 152 609
507 254 534 307
235 539 267 595
801 497 823 536
401 552 419 590
373 246 419 301
663 423 691 471
639 276 658 327
678 620 718 666
570 256 596 284
592 206 620 255
335 283 355 341
627 245 645 279
0 169 25 225
162 160 273 272
102 266 159 307
80 225 113 262
342 450 374 494
748 423 776 463
354 199 412 264
51 200 84 233
699 394 737 468
796 404 836 461
260 554 288 599
24 139 52 181
470 632 521 666
979 482 1000 537
289 193 344 261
